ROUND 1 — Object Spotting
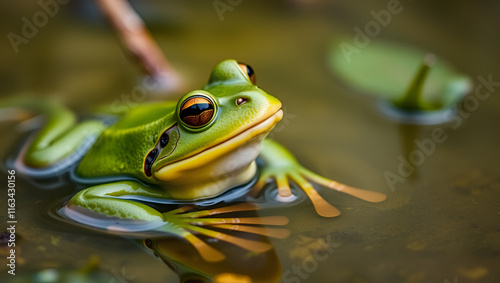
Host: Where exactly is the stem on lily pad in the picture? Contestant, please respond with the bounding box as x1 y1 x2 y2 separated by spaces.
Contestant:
393 54 436 110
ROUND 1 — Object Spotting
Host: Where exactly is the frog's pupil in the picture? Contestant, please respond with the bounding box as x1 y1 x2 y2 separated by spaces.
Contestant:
160 133 169 147
238 62 256 84
245 64 254 78
144 149 158 177
180 101 214 127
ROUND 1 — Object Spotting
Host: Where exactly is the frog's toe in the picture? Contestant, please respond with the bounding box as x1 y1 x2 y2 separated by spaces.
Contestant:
182 233 225 262
290 173 341 217
184 215 289 226
165 203 262 218
249 173 272 197
182 224 273 253
330 184 387 202
301 168 387 203
250 173 294 200
162 203 290 261
210 224 290 239
276 174 293 198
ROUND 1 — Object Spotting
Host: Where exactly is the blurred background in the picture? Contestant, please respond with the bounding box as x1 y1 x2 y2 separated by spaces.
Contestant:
0 0 499 282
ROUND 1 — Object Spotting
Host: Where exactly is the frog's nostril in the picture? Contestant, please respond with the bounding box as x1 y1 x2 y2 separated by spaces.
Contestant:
236 97 249 106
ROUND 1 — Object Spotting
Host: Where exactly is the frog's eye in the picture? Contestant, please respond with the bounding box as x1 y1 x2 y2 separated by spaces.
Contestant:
238 62 256 84
179 95 216 128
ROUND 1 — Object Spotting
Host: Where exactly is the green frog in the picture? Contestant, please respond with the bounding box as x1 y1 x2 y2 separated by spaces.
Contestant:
3 59 385 260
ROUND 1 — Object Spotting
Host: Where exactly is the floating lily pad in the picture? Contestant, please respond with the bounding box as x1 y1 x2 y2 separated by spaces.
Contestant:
330 40 472 111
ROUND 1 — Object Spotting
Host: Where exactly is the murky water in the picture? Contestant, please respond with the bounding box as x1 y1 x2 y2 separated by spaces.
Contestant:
1 1 499 282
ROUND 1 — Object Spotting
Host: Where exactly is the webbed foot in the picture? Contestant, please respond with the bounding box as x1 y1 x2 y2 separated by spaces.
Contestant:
160 203 289 262
253 139 387 217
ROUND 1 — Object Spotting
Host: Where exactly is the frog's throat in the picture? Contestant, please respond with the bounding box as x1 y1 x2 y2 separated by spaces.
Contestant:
160 161 258 200
153 109 283 199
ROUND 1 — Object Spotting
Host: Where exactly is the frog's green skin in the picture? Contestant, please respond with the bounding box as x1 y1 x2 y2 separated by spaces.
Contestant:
4 59 385 259
74 60 284 200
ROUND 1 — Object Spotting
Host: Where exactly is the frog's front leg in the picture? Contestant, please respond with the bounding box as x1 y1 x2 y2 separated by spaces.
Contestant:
64 181 289 262
252 139 387 217
66 181 171 226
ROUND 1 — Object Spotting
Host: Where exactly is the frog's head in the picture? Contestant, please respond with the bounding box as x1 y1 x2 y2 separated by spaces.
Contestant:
150 59 282 199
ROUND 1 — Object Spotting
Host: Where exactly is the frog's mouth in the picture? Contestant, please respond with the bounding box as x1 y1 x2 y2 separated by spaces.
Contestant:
154 109 283 183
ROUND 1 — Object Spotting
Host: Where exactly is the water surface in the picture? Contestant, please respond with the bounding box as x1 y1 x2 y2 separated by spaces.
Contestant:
1 1 499 282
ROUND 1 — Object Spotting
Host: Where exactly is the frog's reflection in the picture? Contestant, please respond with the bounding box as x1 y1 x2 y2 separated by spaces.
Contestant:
134 202 287 283
55 199 289 283
141 230 282 283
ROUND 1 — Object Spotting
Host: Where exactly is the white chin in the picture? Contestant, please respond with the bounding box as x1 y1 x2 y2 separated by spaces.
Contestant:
155 133 268 200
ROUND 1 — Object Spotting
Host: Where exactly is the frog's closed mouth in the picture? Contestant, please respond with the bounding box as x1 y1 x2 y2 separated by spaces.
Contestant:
154 108 283 181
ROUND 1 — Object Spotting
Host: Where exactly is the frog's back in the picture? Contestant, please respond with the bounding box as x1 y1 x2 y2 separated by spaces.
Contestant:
76 101 177 182
110 101 177 130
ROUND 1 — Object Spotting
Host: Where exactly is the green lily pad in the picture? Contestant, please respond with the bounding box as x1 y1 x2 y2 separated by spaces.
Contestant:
330 40 472 111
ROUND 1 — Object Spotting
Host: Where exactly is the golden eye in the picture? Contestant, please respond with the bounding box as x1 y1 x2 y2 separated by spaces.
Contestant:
238 62 256 84
179 96 215 128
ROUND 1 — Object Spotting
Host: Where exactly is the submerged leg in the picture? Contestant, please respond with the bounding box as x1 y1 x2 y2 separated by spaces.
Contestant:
253 139 387 217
